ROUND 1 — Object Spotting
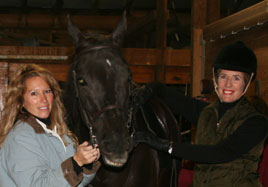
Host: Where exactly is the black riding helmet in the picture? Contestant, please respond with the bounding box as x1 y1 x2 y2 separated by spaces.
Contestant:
213 41 257 79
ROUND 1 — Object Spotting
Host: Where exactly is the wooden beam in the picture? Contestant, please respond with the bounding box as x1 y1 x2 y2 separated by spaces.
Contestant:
123 48 190 66
0 30 59 46
0 55 68 60
203 0 268 41
206 0 220 24
155 0 168 82
0 12 157 32
191 0 208 97
0 46 73 57
0 13 121 30
8 63 70 82
156 1 168 48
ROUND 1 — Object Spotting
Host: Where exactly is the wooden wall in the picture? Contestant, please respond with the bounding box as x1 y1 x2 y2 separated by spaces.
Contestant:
0 46 191 111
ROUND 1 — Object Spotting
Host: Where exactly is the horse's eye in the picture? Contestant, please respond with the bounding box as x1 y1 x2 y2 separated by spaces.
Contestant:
77 78 87 86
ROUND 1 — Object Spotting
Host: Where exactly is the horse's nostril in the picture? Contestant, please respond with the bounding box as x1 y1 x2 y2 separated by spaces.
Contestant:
101 139 110 148
100 136 133 154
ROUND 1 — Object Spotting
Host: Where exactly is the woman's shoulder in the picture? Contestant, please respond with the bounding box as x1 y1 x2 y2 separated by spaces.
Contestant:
13 120 36 133
4 120 37 145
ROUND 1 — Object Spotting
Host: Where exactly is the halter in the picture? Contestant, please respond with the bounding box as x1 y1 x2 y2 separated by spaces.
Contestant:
72 45 135 146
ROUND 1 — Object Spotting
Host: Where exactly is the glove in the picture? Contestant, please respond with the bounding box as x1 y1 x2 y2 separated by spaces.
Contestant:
133 131 172 153
132 82 165 109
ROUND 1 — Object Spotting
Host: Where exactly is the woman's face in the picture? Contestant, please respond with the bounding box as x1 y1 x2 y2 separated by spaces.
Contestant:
23 76 54 118
217 69 245 103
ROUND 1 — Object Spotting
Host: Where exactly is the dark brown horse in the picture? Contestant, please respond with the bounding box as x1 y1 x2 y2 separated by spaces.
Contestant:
64 11 181 187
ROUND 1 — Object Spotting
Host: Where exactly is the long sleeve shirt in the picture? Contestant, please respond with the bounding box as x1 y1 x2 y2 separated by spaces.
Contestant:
155 85 268 164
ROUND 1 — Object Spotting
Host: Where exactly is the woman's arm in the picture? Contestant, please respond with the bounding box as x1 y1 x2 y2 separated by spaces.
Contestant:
1 123 93 187
171 115 268 163
152 83 208 124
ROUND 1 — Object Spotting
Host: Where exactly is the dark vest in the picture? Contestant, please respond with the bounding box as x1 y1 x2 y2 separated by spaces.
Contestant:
193 97 267 187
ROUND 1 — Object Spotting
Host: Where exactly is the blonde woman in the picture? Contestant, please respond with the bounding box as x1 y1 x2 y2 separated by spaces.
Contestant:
0 64 100 187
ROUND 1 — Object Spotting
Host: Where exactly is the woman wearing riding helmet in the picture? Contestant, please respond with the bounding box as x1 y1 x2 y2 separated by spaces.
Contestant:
133 41 268 186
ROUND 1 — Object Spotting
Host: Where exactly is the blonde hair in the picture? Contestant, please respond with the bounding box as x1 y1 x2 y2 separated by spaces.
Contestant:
0 64 78 147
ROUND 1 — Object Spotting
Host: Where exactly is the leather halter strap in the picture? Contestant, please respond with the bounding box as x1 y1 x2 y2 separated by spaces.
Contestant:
74 45 118 66
91 105 122 123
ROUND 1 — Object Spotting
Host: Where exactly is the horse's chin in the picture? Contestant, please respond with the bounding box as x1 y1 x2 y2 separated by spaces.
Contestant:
102 154 128 167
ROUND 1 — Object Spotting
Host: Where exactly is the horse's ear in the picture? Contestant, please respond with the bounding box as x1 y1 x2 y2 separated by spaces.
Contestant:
67 14 85 47
111 10 127 47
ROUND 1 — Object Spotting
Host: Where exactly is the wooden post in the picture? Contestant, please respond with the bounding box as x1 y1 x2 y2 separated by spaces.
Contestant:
191 0 220 97
206 0 220 24
191 0 207 97
191 28 204 97
155 0 168 82
0 62 8 118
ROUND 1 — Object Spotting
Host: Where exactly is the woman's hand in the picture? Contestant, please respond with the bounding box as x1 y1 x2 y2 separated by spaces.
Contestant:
73 141 100 167
133 131 172 153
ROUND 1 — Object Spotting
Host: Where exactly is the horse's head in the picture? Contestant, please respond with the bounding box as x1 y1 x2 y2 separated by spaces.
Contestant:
66 11 134 167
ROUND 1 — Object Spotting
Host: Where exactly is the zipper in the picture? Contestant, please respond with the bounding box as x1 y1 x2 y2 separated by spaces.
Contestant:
214 108 221 129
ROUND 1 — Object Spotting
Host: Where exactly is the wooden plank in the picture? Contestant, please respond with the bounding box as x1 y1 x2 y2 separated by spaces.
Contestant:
0 11 154 30
0 14 121 30
0 55 68 61
165 49 191 66
123 48 191 66
165 67 191 84
8 63 70 82
123 48 161 65
130 66 155 83
0 46 73 57
203 0 268 41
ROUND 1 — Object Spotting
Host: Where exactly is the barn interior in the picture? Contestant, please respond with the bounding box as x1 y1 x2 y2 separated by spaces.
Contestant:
0 0 267 185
